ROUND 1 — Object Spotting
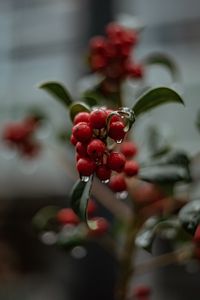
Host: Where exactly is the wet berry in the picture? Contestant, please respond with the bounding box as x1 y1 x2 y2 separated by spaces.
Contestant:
74 112 90 125
76 142 88 157
72 122 92 143
108 121 125 141
76 158 95 176
87 139 106 159
90 109 107 129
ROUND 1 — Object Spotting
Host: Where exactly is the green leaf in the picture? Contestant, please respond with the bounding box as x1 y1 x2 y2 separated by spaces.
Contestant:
69 102 91 122
179 200 200 234
39 81 73 107
32 205 59 231
139 150 191 184
139 165 190 184
142 53 180 82
136 217 181 252
70 177 93 223
82 90 103 107
133 87 184 117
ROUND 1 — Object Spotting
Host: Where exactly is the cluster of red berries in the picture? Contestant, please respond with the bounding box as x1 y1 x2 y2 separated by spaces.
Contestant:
70 108 139 193
56 200 109 237
2 115 40 157
88 22 143 94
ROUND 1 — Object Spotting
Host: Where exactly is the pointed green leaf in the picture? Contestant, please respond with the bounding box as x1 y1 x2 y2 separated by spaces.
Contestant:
179 200 200 234
70 177 93 223
139 165 190 184
39 81 73 107
133 87 184 117
69 102 91 121
142 53 180 82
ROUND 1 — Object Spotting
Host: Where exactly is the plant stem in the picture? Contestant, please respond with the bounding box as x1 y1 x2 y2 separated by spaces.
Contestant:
116 212 144 300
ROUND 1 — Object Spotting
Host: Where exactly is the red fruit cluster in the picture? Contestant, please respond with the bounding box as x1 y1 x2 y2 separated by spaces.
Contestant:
71 111 139 193
88 22 143 94
2 116 40 157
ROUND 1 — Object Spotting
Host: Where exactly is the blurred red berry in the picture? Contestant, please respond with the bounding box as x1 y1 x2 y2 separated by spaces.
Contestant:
128 64 144 79
89 36 107 53
57 208 79 225
90 54 107 71
109 174 127 192
87 199 97 216
88 217 109 236
120 141 137 159
133 285 152 298
96 164 111 181
194 225 200 244
124 160 139 177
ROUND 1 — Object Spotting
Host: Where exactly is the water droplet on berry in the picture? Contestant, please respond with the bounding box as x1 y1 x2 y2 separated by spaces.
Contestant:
101 179 110 184
116 191 128 200
116 139 123 144
81 176 90 182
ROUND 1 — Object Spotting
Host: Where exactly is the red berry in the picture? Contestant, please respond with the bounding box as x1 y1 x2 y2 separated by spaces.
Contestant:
194 225 200 244
70 134 78 146
88 217 109 236
106 23 124 39
76 158 95 176
87 139 106 159
90 109 107 129
57 208 79 225
124 160 139 177
133 285 152 298
3 123 29 143
108 121 126 141
76 142 88 157
74 112 90 125
109 174 127 192
128 64 144 79
89 36 107 53
120 141 137 159
107 152 126 172
72 122 92 143
90 54 107 71
96 164 111 181
87 199 97 216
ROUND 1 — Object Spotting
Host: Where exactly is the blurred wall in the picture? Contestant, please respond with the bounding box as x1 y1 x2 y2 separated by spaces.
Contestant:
114 0 200 154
